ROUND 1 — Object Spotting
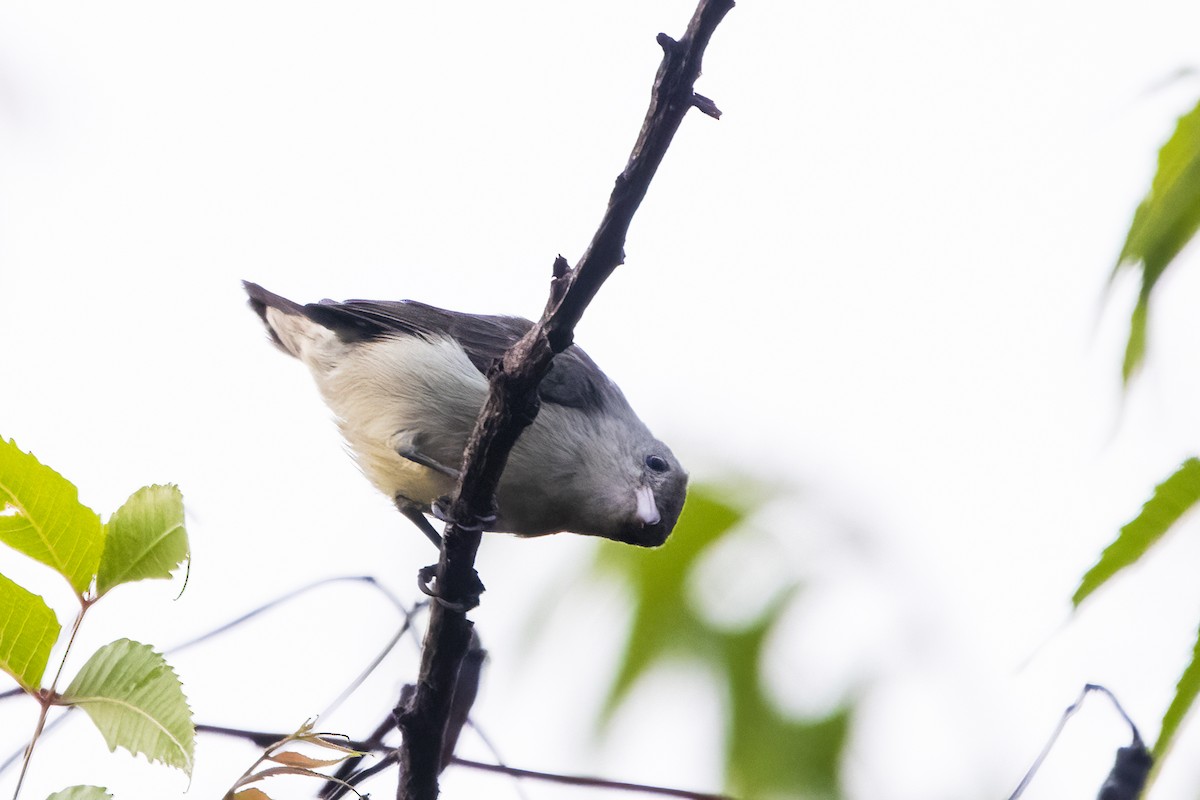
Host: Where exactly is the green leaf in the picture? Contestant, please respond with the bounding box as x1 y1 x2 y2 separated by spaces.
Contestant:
586 482 849 797
0 438 104 596
45 787 113 800
721 605 848 797
62 638 195 775
1122 297 1148 386
1154 618 1200 765
0 572 61 691
1114 97 1200 382
1074 458 1200 607
730 707 848 799
97 485 189 596
593 484 751 722
715 597 849 796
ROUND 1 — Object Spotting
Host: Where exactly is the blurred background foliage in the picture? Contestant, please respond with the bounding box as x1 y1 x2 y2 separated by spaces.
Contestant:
1115 92 1200 384
539 483 856 799
526 83 1200 800
1092 89 1200 793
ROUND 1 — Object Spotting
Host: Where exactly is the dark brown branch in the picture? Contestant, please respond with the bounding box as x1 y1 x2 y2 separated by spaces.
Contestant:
394 2 734 799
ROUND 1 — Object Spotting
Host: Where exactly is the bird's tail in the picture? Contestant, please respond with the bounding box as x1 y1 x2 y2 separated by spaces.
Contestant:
243 281 343 364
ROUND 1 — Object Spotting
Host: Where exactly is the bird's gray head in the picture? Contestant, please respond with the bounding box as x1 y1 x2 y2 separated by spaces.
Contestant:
559 415 687 547
620 445 688 547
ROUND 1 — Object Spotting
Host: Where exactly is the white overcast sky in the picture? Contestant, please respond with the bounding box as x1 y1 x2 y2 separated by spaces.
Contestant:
4 2 1200 799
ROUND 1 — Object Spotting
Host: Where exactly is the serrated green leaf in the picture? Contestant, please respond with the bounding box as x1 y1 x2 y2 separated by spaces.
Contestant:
45 787 113 800
0 438 103 596
1153 618 1200 767
0 572 60 691
1114 98 1200 383
1074 458 1200 607
62 638 194 775
97 485 188 596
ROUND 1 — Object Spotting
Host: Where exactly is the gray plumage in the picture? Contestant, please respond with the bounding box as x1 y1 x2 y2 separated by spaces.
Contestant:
244 281 687 547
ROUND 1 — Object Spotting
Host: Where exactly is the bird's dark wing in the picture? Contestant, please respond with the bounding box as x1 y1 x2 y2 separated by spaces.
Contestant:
299 297 623 413
305 298 527 368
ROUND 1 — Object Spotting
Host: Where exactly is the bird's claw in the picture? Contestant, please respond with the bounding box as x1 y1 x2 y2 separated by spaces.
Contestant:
431 497 496 532
430 497 451 522
417 564 484 612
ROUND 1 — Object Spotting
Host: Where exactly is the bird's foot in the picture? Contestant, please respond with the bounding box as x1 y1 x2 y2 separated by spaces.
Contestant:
431 496 497 531
416 564 484 612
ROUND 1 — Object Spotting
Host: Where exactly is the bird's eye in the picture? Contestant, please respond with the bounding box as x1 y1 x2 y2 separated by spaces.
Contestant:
645 455 670 473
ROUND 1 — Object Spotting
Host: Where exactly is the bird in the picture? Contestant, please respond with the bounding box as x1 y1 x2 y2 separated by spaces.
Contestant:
244 281 687 548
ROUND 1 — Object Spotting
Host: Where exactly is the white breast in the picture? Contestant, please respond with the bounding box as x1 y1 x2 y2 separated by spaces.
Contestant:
266 305 487 505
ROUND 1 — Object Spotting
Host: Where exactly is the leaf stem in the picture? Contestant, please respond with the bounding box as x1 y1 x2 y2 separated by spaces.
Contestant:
11 598 92 800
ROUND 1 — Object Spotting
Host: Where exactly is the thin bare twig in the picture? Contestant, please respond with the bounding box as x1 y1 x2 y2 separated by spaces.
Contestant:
197 724 736 799
394 2 734 799
1008 683 1148 800
448 757 736 800
167 575 413 654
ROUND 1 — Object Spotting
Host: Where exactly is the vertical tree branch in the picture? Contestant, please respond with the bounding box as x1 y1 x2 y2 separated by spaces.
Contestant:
394 2 735 798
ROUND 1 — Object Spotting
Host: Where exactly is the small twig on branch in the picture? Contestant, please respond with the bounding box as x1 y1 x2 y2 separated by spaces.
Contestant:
394 2 734 799
691 92 722 119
